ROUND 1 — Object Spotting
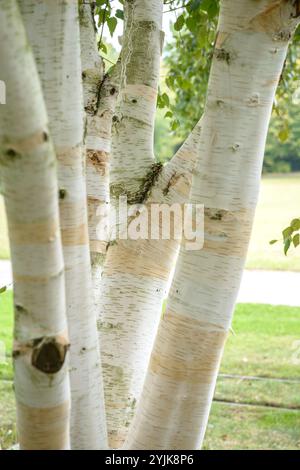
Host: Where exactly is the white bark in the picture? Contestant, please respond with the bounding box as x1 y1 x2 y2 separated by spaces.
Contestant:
100 120 200 448
126 0 300 450
98 0 205 447
97 0 164 448
0 0 70 450
19 0 107 449
79 1 118 283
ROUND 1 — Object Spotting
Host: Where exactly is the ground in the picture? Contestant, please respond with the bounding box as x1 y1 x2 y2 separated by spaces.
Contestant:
1 292 299 450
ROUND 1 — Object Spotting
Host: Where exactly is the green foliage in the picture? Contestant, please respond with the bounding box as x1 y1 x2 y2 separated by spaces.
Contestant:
162 3 300 174
265 99 300 173
95 0 123 58
161 0 219 140
270 217 300 255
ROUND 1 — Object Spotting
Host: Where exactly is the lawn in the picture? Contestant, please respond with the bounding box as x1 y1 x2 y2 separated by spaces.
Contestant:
1 173 300 269
1 291 299 449
246 173 300 271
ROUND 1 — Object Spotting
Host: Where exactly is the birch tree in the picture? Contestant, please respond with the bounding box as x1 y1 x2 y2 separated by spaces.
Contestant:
1 0 300 451
126 0 300 450
97 0 204 447
0 0 70 450
18 0 107 449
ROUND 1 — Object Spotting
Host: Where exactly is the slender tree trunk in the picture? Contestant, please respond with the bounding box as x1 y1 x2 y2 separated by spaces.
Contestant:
19 0 107 449
79 1 119 287
126 0 300 450
0 0 70 450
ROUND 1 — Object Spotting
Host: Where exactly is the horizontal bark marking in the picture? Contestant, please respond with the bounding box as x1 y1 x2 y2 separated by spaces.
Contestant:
56 145 83 166
0 129 49 158
13 269 64 284
8 219 59 245
17 400 70 450
61 224 89 246
148 310 227 383
104 239 178 280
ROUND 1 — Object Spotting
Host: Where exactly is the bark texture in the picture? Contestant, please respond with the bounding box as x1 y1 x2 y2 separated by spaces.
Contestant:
98 0 205 447
126 0 300 450
19 0 107 449
0 0 70 450
79 1 119 290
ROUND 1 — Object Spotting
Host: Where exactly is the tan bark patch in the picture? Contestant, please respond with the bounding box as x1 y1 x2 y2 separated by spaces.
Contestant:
17 401 70 450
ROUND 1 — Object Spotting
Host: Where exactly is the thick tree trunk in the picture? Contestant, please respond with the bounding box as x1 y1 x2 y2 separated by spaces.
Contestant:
19 0 107 449
126 0 300 450
0 0 70 450
98 0 205 447
98 0 163 447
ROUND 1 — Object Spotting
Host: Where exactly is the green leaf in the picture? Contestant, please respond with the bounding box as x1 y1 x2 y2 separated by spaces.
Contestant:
200 0 219 19
164 111 173 119
171 119 180 131
290 218 300 230
99 42 107 54
282 226 293 240
115 9 124 20
161 92 170 106
284 237 291 256
174 14 185 32
0 285 7 294
165 76 175 90
269 239 278 245
278 128 289 142
107 16 117 36
186 16 197 33
293 233 300 248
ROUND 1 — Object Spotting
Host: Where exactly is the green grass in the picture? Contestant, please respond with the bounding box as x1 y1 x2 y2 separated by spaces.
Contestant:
1 173 300 269
220 303 300 379
0 381 16 450
203 403 300 450
0 290 13 381
1 293 300 449
246 173 300 271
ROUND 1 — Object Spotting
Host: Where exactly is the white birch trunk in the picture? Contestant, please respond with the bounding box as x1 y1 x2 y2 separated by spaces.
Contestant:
0 0 70 450
98 0 163 447
98 0 205 447
79 1 118 284
19 0 107 449
126 0 300 450
100 120 201 448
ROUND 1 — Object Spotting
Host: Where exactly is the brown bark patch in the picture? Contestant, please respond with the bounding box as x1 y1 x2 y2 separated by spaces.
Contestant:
248 0 298 36
87 149 109 175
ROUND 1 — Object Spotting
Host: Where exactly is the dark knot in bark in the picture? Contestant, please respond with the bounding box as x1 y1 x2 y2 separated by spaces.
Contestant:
31 337 69 374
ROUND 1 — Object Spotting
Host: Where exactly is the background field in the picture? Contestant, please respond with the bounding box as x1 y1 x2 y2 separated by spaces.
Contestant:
1 173 300 269
1 291 299 450
246 173 300 271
